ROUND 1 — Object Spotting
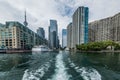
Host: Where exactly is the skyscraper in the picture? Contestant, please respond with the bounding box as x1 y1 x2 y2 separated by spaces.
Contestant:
72 6 89 48
62 29 67 48
37 27 45 39
67 23 72 49
49 20 59 49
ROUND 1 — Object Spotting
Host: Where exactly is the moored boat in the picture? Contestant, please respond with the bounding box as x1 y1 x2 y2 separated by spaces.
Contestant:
32 45 51 52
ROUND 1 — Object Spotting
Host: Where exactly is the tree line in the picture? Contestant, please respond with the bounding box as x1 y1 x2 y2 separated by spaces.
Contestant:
76 41 120 51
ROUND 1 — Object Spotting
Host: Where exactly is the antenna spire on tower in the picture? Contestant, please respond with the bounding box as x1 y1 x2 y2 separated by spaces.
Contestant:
24 10 28 27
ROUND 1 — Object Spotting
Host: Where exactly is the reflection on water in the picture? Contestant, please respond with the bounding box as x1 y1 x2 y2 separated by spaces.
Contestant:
0 53 32 80
69 52 120 80
69 52 120 72
0 51 120 80
0 53 31 71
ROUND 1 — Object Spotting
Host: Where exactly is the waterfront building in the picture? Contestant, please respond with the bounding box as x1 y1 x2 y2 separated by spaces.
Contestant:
37 27 45 39
49 20 59 49
67 23 72 49
72 6 89 48
0 21 47 49
0 11 47 49
62 29 67 48
89 12 120 42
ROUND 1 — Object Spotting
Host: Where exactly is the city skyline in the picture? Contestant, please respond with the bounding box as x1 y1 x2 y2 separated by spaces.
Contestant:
0 0 120 44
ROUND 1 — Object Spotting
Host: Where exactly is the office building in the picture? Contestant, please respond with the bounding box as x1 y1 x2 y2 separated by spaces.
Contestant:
56 36 59 49
72 6 89 48
49 20 59 49
89 12 120 42
67 23 72 49
37 27 45 39
62 29 67 48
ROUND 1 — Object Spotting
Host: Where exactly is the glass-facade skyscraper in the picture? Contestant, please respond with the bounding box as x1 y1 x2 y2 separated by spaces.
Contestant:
37 27 45 39
62 29 67 48
72 6 89 48
49 20 59 49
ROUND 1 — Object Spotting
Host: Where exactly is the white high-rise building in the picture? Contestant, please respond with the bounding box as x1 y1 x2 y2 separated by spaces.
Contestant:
72 6 89 48
67 23 72 49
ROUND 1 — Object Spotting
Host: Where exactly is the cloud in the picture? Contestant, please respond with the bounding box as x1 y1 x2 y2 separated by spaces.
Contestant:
0 0 120 44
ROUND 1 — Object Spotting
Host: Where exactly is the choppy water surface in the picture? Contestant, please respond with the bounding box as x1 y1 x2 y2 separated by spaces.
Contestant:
0 51 120 80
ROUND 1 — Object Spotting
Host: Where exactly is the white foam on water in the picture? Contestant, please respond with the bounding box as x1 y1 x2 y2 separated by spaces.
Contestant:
68 58 102 80
78 67 102 80
70 62 76 68
22 61 51 80
0 72 8 77
48 53 71 80
68 58 76 68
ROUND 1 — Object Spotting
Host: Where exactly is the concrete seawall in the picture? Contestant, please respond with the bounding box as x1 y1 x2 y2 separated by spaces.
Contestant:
0 50 31 53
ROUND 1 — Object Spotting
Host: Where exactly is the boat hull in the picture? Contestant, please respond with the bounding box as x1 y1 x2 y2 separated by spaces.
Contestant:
32 48 49 52
32 45 51 52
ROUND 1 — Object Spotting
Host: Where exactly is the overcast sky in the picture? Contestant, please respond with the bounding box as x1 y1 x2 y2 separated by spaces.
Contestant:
0 0 120 44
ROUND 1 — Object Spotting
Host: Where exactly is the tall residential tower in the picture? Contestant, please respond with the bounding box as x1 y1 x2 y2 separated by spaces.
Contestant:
89 12 120 42
72 6 89 48
67 23 72 49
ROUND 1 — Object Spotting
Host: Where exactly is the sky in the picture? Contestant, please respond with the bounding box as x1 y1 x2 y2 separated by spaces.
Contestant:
0 0 120 44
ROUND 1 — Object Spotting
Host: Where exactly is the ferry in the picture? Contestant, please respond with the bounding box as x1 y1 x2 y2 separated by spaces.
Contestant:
32 45 51 52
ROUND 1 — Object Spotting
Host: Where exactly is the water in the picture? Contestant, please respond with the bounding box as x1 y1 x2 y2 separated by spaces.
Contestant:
0 51 120 80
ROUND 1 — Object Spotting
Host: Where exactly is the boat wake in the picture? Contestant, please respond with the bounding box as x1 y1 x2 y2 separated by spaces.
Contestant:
48 53 71 80
22 60 52 80
68 58 102 80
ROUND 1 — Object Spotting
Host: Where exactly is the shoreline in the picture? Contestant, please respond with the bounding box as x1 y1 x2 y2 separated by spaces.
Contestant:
68 49 120 53
1 49 120 53
0 49 31 53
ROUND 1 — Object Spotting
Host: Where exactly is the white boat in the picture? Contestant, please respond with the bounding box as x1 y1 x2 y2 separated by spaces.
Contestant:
32 45 51 52
65 48 69 51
